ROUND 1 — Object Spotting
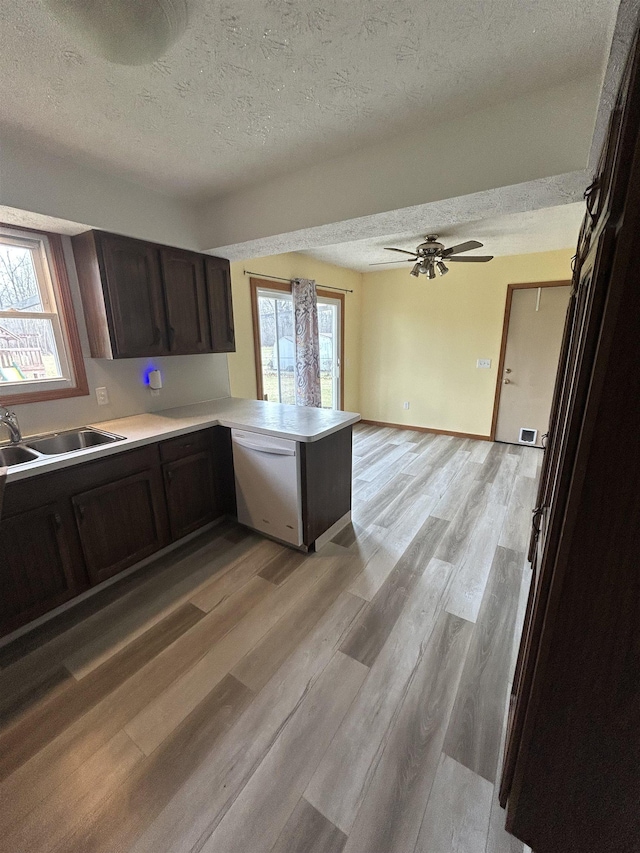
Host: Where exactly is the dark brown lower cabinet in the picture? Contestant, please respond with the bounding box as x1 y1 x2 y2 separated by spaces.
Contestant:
301 426 352 546
73 468 169 585
0 426 234 637
163 450 219 540
0 502 79 634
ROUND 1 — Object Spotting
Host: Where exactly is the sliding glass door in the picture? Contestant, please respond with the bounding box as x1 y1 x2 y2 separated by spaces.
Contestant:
253 283 342 410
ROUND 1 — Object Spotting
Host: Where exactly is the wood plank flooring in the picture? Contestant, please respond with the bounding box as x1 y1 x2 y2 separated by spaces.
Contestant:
0 425 540 853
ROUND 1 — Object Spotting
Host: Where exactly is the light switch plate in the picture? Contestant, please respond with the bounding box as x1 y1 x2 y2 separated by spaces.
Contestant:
95 386 109 405
477 359 492 369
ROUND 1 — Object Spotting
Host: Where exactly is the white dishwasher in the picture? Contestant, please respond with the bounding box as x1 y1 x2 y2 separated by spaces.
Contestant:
231 429 303 547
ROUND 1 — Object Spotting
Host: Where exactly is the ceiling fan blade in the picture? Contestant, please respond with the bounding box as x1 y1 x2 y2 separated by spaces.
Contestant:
383 247 420 256
447 255 494 263
442 240 483 257
369 258 417 265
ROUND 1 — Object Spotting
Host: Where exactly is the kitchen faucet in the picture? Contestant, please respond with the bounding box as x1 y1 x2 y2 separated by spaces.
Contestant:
0 408 22 444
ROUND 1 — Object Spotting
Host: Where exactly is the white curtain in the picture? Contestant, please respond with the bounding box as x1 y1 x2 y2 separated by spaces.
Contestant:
292 278 322 407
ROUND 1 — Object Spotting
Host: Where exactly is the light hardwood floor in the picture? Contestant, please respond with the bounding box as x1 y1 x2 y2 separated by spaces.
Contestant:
0 425 540 853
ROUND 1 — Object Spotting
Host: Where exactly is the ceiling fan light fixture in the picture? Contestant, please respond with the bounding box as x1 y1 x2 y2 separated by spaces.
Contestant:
410 262 421 277
436 261 449 276
44 0 189 65
426 263 436 280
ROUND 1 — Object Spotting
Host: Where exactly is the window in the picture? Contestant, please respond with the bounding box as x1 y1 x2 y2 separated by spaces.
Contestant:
250 278 344 410
0 225 88 405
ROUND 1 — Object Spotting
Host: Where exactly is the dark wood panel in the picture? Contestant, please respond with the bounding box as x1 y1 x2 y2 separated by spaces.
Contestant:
340 515 449 667
0 602 204 781
164 450 220 541
98 232 167 358
212 426 237 517
443 545 522 783
301 427 352 546
160 248 209 354
73 468 169 584
205 256 236 352
159 429 212 463
0 502 82 636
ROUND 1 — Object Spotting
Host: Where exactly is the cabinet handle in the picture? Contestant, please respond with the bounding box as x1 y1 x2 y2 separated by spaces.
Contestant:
168 326 176 350
54 512 62 529
167 469 173 485
153 326 162 345
528 505 544 563
77 504 85 523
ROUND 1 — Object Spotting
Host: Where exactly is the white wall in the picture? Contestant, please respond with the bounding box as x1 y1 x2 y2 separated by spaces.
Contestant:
6 237 230 438
0 133 199 250
198 76 601 252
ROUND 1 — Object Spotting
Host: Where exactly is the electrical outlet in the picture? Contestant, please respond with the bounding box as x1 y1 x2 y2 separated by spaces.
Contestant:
403 401 410 410
95 386 110 406
477 359 492 369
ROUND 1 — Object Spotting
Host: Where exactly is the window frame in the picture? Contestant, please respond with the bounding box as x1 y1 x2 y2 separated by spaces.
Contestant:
249 277 345 410
0 223 89 406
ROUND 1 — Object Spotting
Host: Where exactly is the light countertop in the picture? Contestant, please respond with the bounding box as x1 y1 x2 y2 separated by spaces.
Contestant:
5 397 361 483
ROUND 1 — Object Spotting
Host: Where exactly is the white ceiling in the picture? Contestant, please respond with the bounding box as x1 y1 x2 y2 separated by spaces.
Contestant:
0 0 618 201
302 203 586 271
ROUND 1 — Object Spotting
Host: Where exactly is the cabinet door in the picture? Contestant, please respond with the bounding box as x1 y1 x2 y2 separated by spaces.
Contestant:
73 469 168 585
205 257 235 352
99 233 167 357
160 249 210 354
163 450 220 540
0 503 79 635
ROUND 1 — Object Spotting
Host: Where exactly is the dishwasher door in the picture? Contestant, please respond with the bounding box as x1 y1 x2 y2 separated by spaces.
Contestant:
231 429 303 547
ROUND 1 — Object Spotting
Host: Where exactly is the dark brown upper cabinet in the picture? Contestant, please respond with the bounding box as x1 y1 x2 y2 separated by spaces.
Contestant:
205 257 236 352
160 248 210 354
72 231 235 358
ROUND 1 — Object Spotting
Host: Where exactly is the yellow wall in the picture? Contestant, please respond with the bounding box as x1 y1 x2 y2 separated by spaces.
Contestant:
229 247 573 438
359 248 573 436
229 255 363 411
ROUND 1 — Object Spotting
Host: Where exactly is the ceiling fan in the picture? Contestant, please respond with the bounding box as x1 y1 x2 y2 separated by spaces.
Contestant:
370 235 494 278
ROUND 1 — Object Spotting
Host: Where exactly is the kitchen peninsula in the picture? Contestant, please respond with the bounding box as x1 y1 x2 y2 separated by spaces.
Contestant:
0 397 360 637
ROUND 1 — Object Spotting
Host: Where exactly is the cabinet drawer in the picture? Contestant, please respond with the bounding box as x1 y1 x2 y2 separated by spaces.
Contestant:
159 430 211 463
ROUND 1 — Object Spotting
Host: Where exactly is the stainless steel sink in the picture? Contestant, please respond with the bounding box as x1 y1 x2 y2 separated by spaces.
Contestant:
0 445 40 467
25 428 124 456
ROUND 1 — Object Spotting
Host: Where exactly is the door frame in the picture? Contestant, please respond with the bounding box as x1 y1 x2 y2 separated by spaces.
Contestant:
249 277 345 410
490 279 571 441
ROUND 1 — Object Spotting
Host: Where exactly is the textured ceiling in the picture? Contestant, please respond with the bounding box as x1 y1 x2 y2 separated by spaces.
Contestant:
0 0 618 200
302 203 586 271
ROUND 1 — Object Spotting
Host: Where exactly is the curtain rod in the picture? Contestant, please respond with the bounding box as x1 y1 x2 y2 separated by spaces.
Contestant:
243 270 353 293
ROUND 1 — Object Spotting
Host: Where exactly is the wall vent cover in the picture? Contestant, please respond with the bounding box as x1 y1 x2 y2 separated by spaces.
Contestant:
519 428 538 445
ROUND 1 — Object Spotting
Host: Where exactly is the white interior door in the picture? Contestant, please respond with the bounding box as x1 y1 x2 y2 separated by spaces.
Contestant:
495 285 571 446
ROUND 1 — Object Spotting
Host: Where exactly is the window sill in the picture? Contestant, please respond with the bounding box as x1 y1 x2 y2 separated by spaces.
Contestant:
0 384 90 407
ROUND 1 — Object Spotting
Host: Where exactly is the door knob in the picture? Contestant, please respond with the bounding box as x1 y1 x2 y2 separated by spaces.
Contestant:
505 368 512 374
503 379 511 384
